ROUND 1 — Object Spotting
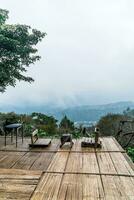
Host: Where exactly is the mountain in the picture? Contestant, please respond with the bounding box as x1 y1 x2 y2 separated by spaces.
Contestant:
52 101 134 121
0 101 134 122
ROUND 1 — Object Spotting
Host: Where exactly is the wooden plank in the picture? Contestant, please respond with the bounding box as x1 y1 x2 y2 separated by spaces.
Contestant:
100 137 120 152
0 192 32 200
102 175 134 200
82 153 99 173
0 152 25 169
47 152 69 172
0 168 41 175
66 152 99 173
58 174 83 200
58 174 104 200
97 152 117 174
30 152 54 171
110 152 134 175
0 181 35 194
12 152 41 170
0 169 41 200
0 168 41 179
31 173 63 200
0 178 39 185
82 174 104 200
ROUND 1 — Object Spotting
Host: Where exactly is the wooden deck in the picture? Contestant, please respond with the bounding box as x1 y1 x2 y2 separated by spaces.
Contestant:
0 136 133 200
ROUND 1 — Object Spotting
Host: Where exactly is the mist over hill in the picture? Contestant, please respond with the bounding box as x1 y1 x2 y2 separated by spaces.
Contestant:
0 101 134 122
51 101 134 121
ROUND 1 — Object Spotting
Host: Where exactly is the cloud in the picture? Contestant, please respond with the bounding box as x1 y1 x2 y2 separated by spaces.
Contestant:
0 0 134 106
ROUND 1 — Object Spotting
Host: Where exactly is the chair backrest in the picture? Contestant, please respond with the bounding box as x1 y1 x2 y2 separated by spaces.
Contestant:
95 127 100 147
0 120 6 135
31 129 39 144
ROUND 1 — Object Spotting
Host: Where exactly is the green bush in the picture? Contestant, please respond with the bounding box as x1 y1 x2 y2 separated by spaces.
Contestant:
127 147 134 162
71 131 81 138
38 130 47 138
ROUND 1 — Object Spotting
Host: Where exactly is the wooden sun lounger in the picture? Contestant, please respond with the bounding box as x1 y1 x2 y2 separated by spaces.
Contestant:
81 137 102 148
29 129 51 148
81 127 102 148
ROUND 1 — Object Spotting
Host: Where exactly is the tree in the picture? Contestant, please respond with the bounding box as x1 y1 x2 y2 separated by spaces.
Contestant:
59 115 74 132
0 8 46 92
31 112 58 135
0 112 20 124
123 108 134 118
98 113 124 136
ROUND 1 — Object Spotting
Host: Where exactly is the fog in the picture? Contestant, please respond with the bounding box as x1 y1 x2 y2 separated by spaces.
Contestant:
0 0 134 107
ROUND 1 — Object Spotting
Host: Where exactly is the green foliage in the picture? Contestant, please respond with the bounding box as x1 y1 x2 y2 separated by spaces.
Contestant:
98 112 134 162
0 112 58 136
127 147 134 162
37 130 48 138
123 108 134 118
0 9 8 25
71 130 81 138
0 112 20 124
31 112 58 135
98 113 124 136
24 124 34 137
0 8 46 92
59 115 74 132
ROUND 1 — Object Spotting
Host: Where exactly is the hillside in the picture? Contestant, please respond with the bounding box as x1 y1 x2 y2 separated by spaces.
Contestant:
52 101 134 121
1 101 134 122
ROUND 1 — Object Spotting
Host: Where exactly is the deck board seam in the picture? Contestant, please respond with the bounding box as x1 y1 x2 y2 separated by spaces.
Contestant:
107 150 119 175
29 153 42 170
10 152 28 169
95 149 106 198
39 170 134 177
0 149 126 153
29 171 44 199
56 147 71 198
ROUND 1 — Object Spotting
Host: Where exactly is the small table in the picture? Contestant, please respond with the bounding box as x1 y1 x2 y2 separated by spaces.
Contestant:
5 123 24 147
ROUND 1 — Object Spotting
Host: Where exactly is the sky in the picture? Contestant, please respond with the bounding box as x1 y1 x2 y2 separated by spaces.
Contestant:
0 0 134 107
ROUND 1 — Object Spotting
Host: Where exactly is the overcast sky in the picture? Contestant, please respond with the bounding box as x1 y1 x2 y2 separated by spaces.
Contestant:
1 0 134 107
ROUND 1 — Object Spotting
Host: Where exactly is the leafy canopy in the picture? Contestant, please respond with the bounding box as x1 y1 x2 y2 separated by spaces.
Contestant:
0 8 46 92
59 115 74 131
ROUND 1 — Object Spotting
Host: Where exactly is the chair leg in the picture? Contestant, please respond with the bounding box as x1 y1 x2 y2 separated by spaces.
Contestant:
60 141 66 148
22 125 24 143
5 131 6 146
71 141 74 148
11 130 13 143
16 128 18 148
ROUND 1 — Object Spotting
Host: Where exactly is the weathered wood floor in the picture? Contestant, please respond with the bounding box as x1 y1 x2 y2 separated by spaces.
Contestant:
0 136 133 200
